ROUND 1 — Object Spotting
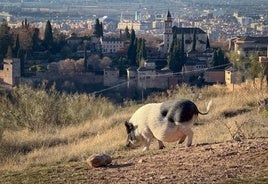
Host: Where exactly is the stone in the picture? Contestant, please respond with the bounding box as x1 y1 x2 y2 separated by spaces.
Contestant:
87 154 112 168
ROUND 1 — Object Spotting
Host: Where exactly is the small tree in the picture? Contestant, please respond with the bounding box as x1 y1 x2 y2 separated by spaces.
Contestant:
249 53 263 86
60 45 73 59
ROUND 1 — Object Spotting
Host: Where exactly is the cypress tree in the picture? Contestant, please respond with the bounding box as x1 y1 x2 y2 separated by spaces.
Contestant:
100 22 103 37
6 45 13 59
180 33 185 59
0 19 10 63
136 38 147 66
211 49 218 67
32 28 40 51
125 26 130 40
14 34 20 57
191 29 196 51
84 41 88 72
22 19 29 29
17 48 25 75
206 36 210 49
93 18 103 38
178 33 185 72
142 39 147 61
127 29 137 66
168 33 184 72
136 38 142 66
44 20 53 50
168 34 179 72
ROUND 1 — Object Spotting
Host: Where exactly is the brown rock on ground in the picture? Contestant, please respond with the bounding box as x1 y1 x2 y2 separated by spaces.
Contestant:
87 154 112 168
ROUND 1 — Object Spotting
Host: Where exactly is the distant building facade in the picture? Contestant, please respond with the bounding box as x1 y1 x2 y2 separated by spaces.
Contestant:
101 37 125 54
173 27 208 53
66 33 82 49
230 36 268 57
204 69 225 84
103 67 120 86
225 67 244 84
127 61 177 89
160 11 209 55
117 20 151 31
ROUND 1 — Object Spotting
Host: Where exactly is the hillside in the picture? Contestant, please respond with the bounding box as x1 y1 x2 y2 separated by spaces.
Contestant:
0 83 268 183
1 138 267 183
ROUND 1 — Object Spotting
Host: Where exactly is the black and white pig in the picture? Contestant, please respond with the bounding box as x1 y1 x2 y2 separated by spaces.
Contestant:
125 99 212 151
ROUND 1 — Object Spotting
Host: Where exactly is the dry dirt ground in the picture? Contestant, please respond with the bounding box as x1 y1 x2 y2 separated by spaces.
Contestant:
1 138 268 184
88 138 268 184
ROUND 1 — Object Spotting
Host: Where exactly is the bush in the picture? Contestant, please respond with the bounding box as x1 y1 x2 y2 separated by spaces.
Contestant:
0 84 116 132
0 92 14 141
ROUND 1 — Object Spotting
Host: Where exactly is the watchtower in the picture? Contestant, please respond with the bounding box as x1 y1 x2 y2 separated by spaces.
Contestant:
3 58 21 86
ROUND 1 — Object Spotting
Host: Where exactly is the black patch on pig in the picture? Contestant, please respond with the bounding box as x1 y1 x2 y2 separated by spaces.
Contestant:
160 99 199 123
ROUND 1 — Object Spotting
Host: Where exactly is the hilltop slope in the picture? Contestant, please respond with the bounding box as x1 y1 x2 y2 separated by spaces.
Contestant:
1 138 267 183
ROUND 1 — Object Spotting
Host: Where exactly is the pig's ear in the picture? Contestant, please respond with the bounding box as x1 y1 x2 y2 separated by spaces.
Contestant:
125 121 134 132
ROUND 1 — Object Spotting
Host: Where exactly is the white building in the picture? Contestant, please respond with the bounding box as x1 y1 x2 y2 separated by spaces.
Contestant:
101 37 125 54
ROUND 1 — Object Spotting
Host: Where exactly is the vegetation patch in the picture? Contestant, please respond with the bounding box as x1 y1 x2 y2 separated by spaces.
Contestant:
222 108 252 118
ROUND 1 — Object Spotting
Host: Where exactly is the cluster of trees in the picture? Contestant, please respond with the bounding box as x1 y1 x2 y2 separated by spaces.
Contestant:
127 28 147 67
0 19 67 72
211 48 229 69
167 33 186 72
0 18 106 75
226 51 267 89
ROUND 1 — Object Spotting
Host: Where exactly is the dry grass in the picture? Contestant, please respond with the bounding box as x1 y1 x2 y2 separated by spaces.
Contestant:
0 83 268 172
0 112 132 171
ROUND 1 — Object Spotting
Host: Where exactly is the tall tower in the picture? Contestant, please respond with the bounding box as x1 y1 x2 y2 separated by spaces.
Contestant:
163 11 173 54
3 58 21 86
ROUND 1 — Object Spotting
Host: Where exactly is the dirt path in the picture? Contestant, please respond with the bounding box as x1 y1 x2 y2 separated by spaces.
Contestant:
1 138 268 183
87 138 268 184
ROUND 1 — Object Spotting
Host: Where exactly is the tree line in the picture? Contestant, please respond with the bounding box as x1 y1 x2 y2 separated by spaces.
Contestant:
0 18 148 74
0 18 65 73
